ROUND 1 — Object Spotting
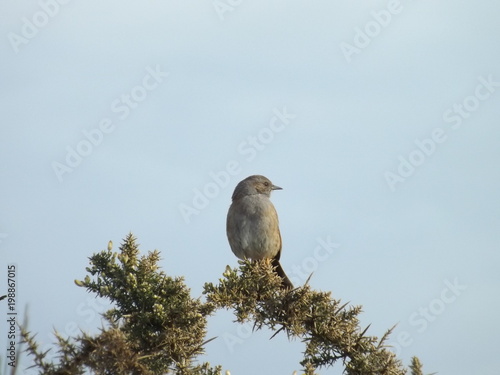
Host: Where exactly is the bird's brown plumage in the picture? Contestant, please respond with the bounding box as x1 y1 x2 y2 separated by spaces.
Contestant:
227 175 293 289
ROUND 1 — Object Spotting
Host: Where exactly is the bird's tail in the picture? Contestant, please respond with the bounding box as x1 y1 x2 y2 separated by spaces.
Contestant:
272 258 294 289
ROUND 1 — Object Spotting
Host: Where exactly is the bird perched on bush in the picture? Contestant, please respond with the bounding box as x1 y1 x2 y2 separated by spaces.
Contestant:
226 175 293 289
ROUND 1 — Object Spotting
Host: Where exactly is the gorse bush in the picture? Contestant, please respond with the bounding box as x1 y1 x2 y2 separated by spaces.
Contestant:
19 234 427 375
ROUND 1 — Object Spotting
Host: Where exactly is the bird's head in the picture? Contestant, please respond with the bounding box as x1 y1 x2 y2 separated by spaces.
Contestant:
231 175 282 200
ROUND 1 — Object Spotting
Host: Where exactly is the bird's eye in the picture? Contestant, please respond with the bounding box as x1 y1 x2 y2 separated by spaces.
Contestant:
264 181 269 186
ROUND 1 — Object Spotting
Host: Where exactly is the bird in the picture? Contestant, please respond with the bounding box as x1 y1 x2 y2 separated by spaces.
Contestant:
226 175 293 289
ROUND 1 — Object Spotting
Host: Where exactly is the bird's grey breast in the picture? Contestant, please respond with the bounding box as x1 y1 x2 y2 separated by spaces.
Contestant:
227 194 280 260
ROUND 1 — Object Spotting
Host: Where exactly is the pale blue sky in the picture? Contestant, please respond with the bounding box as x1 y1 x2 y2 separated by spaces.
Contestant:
1 1 500 374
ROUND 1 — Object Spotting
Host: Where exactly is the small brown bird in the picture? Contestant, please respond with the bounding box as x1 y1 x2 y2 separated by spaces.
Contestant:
226 175 293 289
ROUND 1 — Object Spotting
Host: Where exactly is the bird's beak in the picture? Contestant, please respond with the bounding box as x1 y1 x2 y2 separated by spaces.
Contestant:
272 184 283 191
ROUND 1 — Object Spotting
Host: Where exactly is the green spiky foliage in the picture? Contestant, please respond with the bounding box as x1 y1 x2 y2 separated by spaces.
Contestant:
19 233 427 375
204 260 407 375
21 234 220 375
